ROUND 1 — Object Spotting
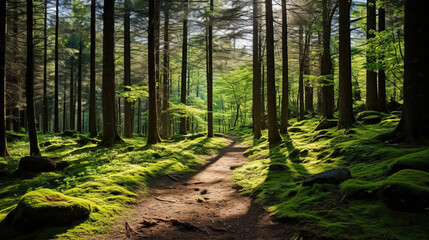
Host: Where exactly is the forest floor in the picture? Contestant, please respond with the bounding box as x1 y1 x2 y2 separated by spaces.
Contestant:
96 136 294 240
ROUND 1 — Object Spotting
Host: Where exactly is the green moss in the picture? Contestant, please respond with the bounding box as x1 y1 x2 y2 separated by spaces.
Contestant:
387 149 429 175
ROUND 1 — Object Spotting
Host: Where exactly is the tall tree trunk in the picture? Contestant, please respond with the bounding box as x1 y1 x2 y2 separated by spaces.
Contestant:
11 0 20 133
207 0 214 137
147 0 161 144
89 0 97 137
101 0 122 146
155 0 161 130
54 0 59 133
265 0 282 143
365 0 378 110
304 41 313 112
378 5 387 112
26 0 41 156
63 81 67 131
0 0 9 156
252 0 262 139
161 4 170 139
389 0 429 145
77 39 82 132
261 62 266 130
137 99 141 134
279 0 289 134
298 26 305 121
338 0 354 128
124 0 133 138
321 0 336 119
69 59 75 130
180 0 188 135
43 0 48 133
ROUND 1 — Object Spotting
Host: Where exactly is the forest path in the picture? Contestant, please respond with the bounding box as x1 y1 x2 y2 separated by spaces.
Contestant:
96 136 294 240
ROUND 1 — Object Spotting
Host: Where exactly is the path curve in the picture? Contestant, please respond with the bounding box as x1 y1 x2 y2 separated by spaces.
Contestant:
97 136 294 240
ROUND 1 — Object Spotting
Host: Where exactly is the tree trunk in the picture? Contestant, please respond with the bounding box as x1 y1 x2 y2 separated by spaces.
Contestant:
265 0 282 143
365 0 378 111
298 26 305 121
155 0 161 131
54 0 59 133
279 0 289 133
101 0 122 146
147 0 161 144
26 0 41 156
320 0 335 119
389 0 429 145
161 4 170 139
180 0 188 135
124 0 133 138
69 59 75 130
338 0 354 128
77 39 83 132
43 0 48 133
63 81 67 131
252 0 262 139
89 0 97 137
378 5 387 112
207 0 214 137
0 0 9 156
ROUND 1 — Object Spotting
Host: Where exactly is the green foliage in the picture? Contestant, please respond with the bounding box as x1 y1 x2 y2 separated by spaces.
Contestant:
118 85 149 103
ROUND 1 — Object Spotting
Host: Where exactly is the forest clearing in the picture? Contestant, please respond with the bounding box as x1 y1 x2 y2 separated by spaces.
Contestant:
1 0 429 239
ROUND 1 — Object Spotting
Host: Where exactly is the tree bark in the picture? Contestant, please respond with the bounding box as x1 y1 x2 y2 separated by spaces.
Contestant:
180 0 188 135
89 0 97 137
124 0 133 138
207 0 214 137
43 0 48 133
155 0 161 131
252 0 262 139
298 26 305 121
389 0 429 145
77 39 83 132
378 5 387 112
69 59 75 130
338 0 354 128
365 0 378 111
54 0 59 133
147 0 161 144
26 0 41 156
320 0 336 119
161 4 170 139
279 0 289 134
0 0 9 156
265 0 282 143
63 79 67 131
101 0 122 146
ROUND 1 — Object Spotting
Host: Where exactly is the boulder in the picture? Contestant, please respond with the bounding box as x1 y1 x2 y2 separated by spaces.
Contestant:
356 111 383 121
315 119 338 131
303 168 352 186
362 115 382 125
77 136 101 145
288 127 303 133
19 156 57 172
268 164 289 171
5 189 92 230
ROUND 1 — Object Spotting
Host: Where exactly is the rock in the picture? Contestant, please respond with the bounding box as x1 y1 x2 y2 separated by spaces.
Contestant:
187 133 206 140
40 141 54 147
288 127 303 133
303 168 352 186
315 119 338 131
5 189 92 230
268 164 289 171
356 111 382 121
61 130 77 137
362 115 382 125
378 183 429 212
19 156 57 172
77 136 100 145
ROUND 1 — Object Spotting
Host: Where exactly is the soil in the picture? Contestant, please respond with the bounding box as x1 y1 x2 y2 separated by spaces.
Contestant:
96 136 295 240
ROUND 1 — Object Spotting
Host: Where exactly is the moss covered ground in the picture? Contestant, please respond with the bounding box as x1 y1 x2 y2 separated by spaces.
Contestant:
231 112 429 239
0 133 229 240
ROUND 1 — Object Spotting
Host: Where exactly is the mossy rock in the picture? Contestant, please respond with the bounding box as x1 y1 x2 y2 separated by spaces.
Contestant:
362 115 382 125
288 127 303 133
378 169 429 212
303 168 352 186
6 132 24 142
340 179 380 199
356 111 384 121
44 144 66 152
386 149 429 175
18 156 57 172
76 136 101 145
61 130 78 137
5 189 93 230
314 119 338 131
187 133 205 140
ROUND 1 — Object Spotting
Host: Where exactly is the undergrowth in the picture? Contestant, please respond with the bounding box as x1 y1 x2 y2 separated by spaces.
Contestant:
232 113 429 239
0 133 229 240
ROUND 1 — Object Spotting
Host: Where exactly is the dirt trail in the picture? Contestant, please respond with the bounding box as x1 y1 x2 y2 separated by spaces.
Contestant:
97 136 294 240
